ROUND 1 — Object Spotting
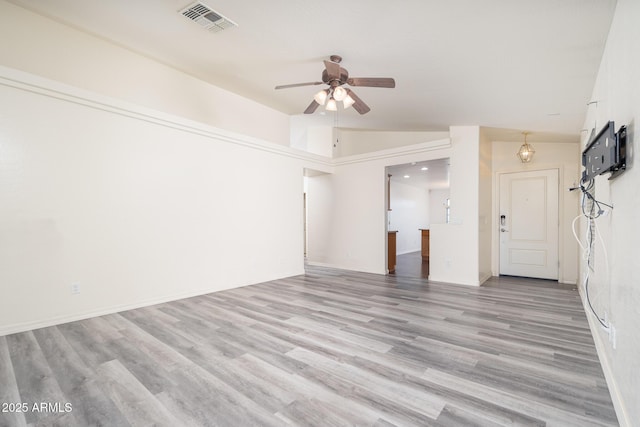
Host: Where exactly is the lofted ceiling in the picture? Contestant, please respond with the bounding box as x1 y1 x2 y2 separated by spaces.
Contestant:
8 0 616 139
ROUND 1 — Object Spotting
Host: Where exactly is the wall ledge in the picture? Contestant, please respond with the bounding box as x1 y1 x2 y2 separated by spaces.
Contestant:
0 65 453 173
0 65 333 168
333 138 451 165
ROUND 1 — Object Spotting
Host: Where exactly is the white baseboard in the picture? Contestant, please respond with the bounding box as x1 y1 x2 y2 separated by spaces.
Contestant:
396 248 421 256
427 275 480 287
0 285 234 337
305 261 384 275
0 269 305 337
479 273 492 285
578 288 630 427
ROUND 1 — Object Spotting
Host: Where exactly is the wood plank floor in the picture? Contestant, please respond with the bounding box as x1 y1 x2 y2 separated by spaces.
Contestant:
0 267 618 426
393 251 429 279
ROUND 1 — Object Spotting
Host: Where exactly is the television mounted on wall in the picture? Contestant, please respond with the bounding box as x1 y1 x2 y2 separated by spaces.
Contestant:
582 121 627 181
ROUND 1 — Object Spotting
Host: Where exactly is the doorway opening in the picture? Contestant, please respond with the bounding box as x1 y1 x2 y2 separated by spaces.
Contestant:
385 158 450 279
303 168 330 266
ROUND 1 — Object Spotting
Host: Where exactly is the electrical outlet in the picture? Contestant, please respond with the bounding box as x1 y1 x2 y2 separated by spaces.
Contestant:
71 283 80 294
445 259 452 269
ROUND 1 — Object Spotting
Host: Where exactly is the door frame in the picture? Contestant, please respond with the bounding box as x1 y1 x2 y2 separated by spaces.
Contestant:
492 165 568 282
498 168 559 279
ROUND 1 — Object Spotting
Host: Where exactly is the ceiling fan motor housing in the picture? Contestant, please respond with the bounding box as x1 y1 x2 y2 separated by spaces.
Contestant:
322 68 349 86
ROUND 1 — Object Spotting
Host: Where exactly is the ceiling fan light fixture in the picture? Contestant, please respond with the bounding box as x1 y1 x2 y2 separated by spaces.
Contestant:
275 55 395 115
333 86 347 102
343 95 355 109
326 98 337 111
314 89 328 105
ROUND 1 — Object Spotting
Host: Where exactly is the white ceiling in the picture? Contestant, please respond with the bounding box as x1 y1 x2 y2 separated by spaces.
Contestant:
9 0 616 139
388 159 450 190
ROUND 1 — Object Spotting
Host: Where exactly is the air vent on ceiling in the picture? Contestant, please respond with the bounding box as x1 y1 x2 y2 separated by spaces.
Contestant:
180 2 237 33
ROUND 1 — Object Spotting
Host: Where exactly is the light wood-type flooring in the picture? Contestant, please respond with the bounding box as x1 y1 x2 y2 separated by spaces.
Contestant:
0 267 618 426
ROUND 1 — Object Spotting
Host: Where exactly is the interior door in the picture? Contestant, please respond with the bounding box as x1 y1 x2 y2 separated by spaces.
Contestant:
499 169 559 280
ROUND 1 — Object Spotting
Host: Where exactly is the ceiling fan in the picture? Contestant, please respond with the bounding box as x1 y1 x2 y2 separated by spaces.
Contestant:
275 55 395 115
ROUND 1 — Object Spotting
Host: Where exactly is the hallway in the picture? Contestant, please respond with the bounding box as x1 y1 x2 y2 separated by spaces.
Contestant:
393 251 429 279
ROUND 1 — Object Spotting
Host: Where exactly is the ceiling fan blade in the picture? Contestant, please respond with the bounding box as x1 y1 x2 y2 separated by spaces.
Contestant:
323 60 341 79
347 77 395 88
275 82 323 90
304 100 321 114
346 89 370 115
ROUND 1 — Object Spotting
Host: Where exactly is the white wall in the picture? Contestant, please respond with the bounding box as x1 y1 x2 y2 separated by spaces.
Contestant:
307 128 481 286
337 130 451 157
580 0 640 424
0 1 290 146
429 189 450 224
306 173 335 264
0 2 340 335
290 115 336 157
306 138 453 273
491 141 581 284
478 129 493 283
292 125 450 159
429 126 481 286
388 181 429 254
0 66 331 336
307 158 389 273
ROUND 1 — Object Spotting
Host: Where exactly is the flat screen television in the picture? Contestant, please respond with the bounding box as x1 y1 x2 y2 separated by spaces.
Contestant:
582 121 626 181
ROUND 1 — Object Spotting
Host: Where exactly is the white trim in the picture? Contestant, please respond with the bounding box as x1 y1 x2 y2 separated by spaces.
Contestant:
0 65 333 167
396 248 421 256
479 272 492 285
426 276 480 287
305 261 384 275
0 270 297 336
0 65 450 170
334 138 451 165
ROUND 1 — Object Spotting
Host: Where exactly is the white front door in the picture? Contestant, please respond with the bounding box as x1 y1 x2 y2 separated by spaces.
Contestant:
499 169 559 280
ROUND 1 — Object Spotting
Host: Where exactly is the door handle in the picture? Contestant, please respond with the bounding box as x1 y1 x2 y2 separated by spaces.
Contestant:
500 228 508 232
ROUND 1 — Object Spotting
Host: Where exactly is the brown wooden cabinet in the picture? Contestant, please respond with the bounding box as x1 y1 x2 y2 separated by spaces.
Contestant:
388 231 397 273
420 229 430 262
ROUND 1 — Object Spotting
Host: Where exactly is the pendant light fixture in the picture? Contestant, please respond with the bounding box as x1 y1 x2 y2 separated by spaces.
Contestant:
517 131 535 163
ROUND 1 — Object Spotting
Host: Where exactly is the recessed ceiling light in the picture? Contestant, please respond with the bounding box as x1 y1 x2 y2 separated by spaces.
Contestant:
421 167 428 171
404 175 410 178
